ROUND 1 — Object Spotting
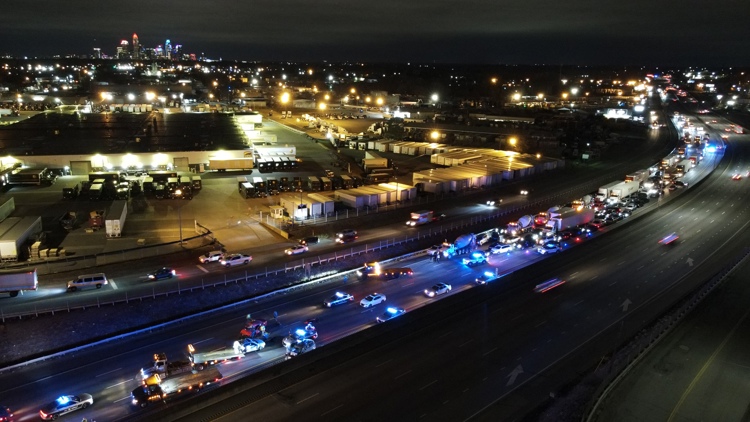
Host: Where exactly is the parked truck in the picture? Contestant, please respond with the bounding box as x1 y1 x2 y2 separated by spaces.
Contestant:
0 268 38 297
406 210 434 227
209 158 254 172
545 207 596 232
130 366 222 408
442 233 476 258
188 343 244 370
105 200 127 238
59 212 77 231
139 353 193 380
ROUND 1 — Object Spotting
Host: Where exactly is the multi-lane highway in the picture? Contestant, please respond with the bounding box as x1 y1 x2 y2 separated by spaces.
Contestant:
3 108 744 421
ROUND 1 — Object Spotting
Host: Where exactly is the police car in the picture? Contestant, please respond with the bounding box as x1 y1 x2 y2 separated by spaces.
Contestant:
39 394 94 420
323 291 354 307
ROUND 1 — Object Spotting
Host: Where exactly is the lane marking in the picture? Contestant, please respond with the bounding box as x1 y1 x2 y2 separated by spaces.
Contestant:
483 348 498 356
420 380 438 390
106 379 131 389
296 392 319 405
375 359 392 368
109 279 118 290
395 369 412 379
197 265 209 273
97 368 122 377
191 338 213 345
321 404 344 417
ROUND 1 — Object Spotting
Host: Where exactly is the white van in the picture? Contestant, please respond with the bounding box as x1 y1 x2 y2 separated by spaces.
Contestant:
67 273 108 292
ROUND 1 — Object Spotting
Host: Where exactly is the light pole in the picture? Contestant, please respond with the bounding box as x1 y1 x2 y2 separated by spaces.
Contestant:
175 189 184 245
281 92 290 117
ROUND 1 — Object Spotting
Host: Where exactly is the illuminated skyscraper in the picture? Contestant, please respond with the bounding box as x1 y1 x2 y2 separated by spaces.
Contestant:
116 40 130 59
132 33 140 59
165 39 172 60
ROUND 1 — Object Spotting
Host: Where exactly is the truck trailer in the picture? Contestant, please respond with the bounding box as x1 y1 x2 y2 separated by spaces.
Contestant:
545 208 596 232
209 158 254 172
105 200 127 238
0 268 38 297
607 181 640 202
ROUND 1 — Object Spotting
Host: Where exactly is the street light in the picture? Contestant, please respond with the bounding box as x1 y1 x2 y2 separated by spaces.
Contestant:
281 92 290 116
174 189 184 245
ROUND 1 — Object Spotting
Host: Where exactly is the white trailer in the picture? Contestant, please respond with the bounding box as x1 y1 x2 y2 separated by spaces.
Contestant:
546 208 595 231
624 169 649 184
106 200 127 238
0 268 38 297
0 216 42 262
597 181 622 201
406 210 434 227
608 181 640 201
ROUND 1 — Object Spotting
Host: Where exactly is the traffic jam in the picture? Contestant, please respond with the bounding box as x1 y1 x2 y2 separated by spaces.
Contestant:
8 111 725 420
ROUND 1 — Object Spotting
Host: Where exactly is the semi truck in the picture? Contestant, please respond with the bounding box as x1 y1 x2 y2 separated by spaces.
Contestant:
624 169 649 184
406 210 434 227
607 181 640 202
545 208 595 232
674 159 692 177
442 233 476 258
130 366 222 408
188 343 243 370
105 200 127 238
597 181 622 201
0 268 38 297
209 158 254 172
139 353 193 380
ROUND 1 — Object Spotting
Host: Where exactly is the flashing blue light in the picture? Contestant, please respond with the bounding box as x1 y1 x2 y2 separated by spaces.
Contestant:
295 329 306 336
483 271 493 277
56 396 70 405
386 307 398 314
705 146 716 153
334 292 344 298
472 252 484 258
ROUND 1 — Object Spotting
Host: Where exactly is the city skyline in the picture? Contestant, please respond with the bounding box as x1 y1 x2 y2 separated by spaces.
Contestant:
0 0 747 65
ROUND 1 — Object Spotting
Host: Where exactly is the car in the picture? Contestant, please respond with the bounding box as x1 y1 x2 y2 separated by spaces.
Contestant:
534 278 567 293
282 325 318 348
0 405 12 422
147 267 175 281
376 307 406 323
324 169 335 177
590 219 605 229
285 245 308 255
475 271 497 285
324 291 354 307
199 251 224 264
674 180 688 188
360 293 386 307
424 283 451 297
220 253 252 267
286 338 316 358
336 234 358 244
488 244 513 255
233 337 266 353
336 229 357 238
537 241 562 255
732 174 742 181
299 236 319 246
659 232 679 245
39 394 94 420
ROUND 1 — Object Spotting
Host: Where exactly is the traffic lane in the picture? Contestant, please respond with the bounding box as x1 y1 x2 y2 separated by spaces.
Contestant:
598 261 750 422
0 255 486 420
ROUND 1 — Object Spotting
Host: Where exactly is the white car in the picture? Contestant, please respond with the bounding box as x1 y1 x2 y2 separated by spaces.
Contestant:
232 338 266 353
199 251 224 264
39 394 94 420
488 244 513 255
220 254 252 267
285 245 308 255
360 293 386 308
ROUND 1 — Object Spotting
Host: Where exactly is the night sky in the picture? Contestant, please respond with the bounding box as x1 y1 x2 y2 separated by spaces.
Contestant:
1 0 746 65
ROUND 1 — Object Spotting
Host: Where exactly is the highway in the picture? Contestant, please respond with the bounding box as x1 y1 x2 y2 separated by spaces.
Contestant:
0 113 741 421
163 119 750 421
